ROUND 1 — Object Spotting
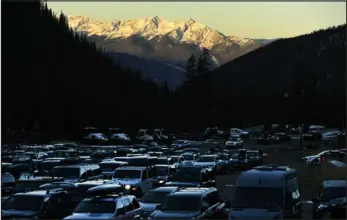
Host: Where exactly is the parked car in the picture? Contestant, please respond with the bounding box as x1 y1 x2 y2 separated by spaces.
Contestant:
225 136 243 149
149 187 224 219
256 132 272 145
269 132 291 144
229 128 249 139
311 180 347 219
171 140 190 149
139 187 180 218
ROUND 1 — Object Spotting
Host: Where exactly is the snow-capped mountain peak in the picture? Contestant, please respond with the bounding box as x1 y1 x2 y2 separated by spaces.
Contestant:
67 15 256 49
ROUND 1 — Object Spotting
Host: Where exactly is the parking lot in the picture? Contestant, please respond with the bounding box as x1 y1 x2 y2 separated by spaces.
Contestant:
2 131 345 219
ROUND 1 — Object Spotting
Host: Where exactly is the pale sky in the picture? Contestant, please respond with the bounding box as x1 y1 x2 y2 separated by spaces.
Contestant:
48 2 346 39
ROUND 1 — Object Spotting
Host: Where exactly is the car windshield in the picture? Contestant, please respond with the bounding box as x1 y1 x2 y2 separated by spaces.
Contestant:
182 154 194 160
229 138 238 141
231 153 240 159
170 157 179 163
155 167 169 176
155 158 168 165
196 156 215 162
136 131 145 137
141 191 172 203
219 155 229 160
321 187 347 202
53 151 77 158
171 168 201 182
231 187 283 209
52 167 80 179
113 170 141 179
162 196 201 211
74 200 115 213
42 161 60 171
128 158 150 166
174 140 185 144
246 152 258 157
2 195 44 212
99 163 121 172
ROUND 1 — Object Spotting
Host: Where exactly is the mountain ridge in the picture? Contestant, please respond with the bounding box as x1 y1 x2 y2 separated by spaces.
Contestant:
66 15 270 65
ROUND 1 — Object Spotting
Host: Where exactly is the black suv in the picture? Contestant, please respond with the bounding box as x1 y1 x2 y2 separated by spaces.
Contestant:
2 188 73 219
164 166 215 188
149 187 224 219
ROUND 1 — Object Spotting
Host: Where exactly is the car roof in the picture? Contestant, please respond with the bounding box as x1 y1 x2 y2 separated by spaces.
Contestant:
116 166 147 171
323 180 347 188
76 180 106 186
100 161 127 164
16 189 62 197
169 187 213 197
85 194 134 202
152 186 180 192
182 152 195 155
200 155 215 157
237 168 296 188
54 165 82 169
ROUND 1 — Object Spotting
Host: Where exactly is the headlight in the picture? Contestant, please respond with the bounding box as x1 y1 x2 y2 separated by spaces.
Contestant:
125 184 131 190
159 180 164 184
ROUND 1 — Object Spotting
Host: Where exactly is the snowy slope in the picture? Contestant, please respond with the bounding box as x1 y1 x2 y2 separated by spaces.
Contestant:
67 15 265 65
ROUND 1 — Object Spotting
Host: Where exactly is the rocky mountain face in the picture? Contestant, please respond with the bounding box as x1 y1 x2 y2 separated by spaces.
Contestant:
67 15 267 66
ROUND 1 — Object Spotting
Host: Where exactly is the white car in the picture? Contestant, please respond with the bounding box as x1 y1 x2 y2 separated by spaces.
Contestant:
170 140 190 149
111 166 154 197
226 137 243 149
193 155 223 173
136 129 154 142
230 128 249 138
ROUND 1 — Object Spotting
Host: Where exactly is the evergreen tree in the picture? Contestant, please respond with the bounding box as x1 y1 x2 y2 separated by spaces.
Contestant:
185 54 197 81
196 47 212 75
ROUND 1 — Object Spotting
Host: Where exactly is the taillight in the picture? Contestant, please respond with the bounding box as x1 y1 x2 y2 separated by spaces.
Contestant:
321 156 326 161
131 187 137 191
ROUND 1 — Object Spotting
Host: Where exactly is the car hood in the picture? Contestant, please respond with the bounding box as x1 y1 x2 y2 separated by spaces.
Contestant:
139 203 159 212
112 178 141 185
64 213 114 219
2 210 39 218
164 181 200 187
304 155 318 161
229 208 282 219
193 162 216 167
226 141 238 144
150 210 201 219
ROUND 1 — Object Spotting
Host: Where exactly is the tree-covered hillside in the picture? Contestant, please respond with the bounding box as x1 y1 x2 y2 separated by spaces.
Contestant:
179 25 346 130
2 1 174 138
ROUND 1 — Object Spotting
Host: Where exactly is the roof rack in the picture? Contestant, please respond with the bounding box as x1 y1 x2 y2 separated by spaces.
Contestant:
253 164 292 171
87 184 125 197
46 188 65 194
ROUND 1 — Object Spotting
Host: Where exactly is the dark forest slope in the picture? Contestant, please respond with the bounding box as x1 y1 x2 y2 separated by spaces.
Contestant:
179 25 346 129
2 1 173 137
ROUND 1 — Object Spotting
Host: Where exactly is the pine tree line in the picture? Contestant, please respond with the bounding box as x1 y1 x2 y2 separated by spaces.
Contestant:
185 48 212 82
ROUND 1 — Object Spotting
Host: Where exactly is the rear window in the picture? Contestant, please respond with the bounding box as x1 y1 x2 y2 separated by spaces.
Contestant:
3 195 44 212
52 167 80 179
321 187 346 202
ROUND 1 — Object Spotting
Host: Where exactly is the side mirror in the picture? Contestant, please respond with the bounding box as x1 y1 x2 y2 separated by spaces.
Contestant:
155 204 162 210
225 200 231 208
312 197 320 204
133 214 142 220
201 205 208 212
317 204 328 211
